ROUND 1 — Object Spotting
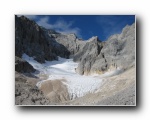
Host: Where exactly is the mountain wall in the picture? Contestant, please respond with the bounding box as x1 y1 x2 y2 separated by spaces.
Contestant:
15 16 135 75
15 16 70 63
49 23 135 75
74 23 135 75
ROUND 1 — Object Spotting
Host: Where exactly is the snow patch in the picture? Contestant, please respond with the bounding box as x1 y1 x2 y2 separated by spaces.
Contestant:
22 53 122 100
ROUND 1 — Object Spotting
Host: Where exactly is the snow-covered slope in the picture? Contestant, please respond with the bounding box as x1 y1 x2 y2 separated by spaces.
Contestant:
22 53 103 99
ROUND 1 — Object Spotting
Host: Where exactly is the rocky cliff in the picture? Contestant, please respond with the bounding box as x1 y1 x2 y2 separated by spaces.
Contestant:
15 16 70 64
74 23 135 75
50 23 135 75
100 24 135 71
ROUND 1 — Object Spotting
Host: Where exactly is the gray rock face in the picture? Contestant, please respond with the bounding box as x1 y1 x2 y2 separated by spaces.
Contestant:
73 36 104 75
54 33 86 57
51 22 135 75
74 23 135 75
15 16 70 63
100 23 135 71
53 34 107 75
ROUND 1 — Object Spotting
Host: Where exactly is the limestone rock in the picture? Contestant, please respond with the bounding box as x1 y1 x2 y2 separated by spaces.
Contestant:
101 23 135 71
74 23 135 75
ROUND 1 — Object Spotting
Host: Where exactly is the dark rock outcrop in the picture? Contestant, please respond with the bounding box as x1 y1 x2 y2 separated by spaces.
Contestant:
15 56 35 73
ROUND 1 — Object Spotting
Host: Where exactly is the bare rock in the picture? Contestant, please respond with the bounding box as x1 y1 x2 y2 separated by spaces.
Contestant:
15 15 70 63
15 56 35 73
15 72 50 105
74 23 135 75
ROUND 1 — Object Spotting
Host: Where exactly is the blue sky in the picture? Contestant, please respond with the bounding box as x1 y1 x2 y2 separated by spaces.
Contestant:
24 15 135 41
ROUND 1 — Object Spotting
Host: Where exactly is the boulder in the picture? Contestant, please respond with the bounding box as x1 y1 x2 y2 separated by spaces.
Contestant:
15 56 35 73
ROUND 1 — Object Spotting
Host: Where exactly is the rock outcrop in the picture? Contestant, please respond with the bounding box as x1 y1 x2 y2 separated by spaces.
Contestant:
15 72 50 105
73 36 104 75
50 33 86 57
15 56 35 73
100 23 135 72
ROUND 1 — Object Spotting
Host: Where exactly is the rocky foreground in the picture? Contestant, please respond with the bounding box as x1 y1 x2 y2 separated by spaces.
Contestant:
15 67 135 105
15 16 136 105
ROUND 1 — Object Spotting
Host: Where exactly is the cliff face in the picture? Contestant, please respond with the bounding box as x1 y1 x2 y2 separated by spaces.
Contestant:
49 33 86 57
74 24 135 75
15 16 70 64
100 23 135 72
73 36 105 75
15 16 135 75
53 23 135 75
50 24 135 75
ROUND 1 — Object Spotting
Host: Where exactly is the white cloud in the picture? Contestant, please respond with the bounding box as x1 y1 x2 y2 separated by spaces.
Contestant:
36 17 81 37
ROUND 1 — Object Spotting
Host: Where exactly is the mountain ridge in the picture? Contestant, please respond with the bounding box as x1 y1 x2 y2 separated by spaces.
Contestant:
15 15 135 75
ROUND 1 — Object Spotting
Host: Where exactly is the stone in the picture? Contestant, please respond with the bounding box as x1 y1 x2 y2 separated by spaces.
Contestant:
15 56 35 73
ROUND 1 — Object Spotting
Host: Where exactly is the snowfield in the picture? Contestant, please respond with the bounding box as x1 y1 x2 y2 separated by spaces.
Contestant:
22 53 121 100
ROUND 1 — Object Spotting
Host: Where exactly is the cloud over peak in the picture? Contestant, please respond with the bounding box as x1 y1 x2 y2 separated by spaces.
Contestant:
36 16 81 37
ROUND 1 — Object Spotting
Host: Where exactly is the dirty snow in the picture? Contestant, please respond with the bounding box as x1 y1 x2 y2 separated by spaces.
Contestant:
22 53 122 100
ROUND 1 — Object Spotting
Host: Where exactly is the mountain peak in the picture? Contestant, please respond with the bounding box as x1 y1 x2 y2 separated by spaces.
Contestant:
87 36 101 42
